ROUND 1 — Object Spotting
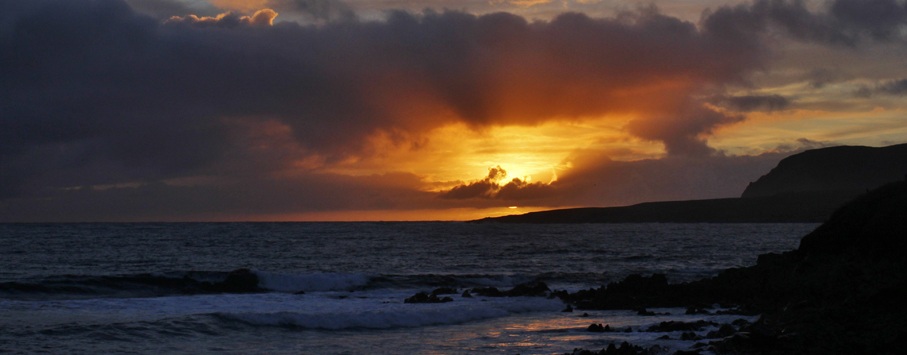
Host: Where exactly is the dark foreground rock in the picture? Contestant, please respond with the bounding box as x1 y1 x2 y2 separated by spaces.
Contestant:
567 341 658 355
404 291 453 303
564 181 907 354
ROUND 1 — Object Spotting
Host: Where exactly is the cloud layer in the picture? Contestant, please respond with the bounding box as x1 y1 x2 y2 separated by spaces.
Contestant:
2 0 906 220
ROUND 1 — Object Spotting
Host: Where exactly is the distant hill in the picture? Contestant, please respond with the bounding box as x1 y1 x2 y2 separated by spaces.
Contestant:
478 143 907 223
741 143 907 198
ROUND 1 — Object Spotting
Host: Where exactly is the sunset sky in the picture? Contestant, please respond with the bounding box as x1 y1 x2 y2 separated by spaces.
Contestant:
2 0 906 221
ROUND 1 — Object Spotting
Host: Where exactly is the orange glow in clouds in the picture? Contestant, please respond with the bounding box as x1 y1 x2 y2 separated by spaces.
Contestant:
319 117 658 193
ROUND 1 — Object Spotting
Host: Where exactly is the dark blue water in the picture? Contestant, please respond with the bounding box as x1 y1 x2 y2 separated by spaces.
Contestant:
0 222 816 353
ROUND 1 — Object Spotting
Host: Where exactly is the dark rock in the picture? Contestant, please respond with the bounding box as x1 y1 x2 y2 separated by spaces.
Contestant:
586 323 620 333
706 330 785 354
636 308 655 316
609 342 645 355
565 274 677 310
562 304 573 312
504 281 550 297
587 323 608 332
431 287 457 295
705 324 737 339
680 331 701 341
563 182 907 352
646 320 716 332
567 342 647 355
293 290 305 295
461 290 472 298
470 286 503 297
404 291 453 304
741 143 907 198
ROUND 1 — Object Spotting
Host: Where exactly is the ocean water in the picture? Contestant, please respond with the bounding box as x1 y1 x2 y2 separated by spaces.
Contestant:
0 222 818 354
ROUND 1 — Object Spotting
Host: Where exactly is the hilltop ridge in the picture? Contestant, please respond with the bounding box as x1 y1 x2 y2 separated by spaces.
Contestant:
479 143 907 223
742 143 907 198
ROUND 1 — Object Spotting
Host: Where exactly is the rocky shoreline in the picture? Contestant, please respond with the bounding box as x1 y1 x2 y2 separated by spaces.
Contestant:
560 181 907 354
407 181 907 354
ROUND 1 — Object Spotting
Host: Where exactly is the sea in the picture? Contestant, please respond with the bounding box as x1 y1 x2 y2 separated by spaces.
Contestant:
0 222 818 354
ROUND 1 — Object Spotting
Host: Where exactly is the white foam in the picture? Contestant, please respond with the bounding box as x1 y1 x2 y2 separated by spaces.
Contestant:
220 294 564 330
256 271 371 293
6 282 564 331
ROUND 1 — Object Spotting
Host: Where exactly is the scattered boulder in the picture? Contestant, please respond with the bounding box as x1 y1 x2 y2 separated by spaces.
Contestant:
680 331 701 341
431 287 457 295
470 286 503 297
705 324 736 339
404 291 453 304
587 323 613 332
567 341 648 355
504 281 550 297
635 308 669 316
565 274 679 310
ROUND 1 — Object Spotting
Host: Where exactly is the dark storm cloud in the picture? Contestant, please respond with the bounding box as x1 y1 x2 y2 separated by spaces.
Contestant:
2 0 904 219
495 178 554 200
625 102 746 156
439 146 810 206
856 78 907 97
713 94 791 112
273 0 358 22
701 0 907 45
830 0 907 41
166 8 279 26
878 79 907 95
1 0 774 199
441 166 506 199
441 166 554 201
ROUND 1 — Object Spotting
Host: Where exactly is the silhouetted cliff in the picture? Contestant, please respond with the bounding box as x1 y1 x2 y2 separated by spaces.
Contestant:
480 143 907 223
741 143 907 198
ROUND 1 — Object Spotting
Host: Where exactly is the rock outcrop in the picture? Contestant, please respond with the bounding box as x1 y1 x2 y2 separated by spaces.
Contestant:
742 143 907 198
563 181 907 353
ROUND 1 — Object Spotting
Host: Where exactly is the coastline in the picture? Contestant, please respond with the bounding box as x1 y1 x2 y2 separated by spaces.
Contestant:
477 191 856 224
559 181 907 353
